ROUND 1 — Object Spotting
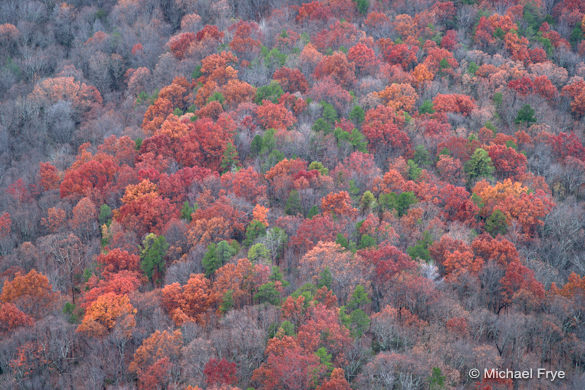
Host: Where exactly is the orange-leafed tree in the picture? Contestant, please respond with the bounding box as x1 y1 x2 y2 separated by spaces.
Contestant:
0 269 58 318
76 292 136 337
473 179 554 238
413 63 434 86
42 207 67 233
115 179 177 236
253 204 269 227
143 77 191 133
213 258 270 310
82 271 143 309
321 191 357 218
161 273 217 326
376 83 418 112
471 234 520 267
30 76 102 118
550 273 585 299
443 249 483 280
129 329 183 390
221 79 256 108
318 368 351 390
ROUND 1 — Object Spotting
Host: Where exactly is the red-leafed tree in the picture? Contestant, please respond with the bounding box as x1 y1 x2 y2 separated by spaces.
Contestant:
97 248 141 276
299 241 369 303
265 158 308 202
358 244 416 287
0 211 10 238
60 144 119 201
383 43 418 70
347 43 378 75
438 184 478 223
433 94 476 116
39 162 60 191
290 215 338 255
204 358 238 386
0 302 34 335
308 76 352 112
548 132 585 161
486 144 527 179
436 155 463 184
252 334 321 390
256 100 297 130
229 20 261 60
70 196 97 239
500 260 544 309
362 115 411 159
273 67 309 93
562 80 585 117
297 303 352 365
314 51 356 89
168 32 196 59
312 20 359 52
221 166 267 203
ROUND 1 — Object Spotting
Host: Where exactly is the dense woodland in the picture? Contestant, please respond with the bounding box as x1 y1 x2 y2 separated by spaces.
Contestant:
1 0 585 389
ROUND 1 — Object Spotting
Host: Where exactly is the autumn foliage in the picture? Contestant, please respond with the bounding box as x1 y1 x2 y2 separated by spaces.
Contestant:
2 0 585 388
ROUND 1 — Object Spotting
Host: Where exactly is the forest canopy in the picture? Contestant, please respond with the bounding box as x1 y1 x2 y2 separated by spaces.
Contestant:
1 0 585 389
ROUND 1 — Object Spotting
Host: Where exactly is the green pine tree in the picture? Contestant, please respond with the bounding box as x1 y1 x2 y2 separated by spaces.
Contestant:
220 142 239 173
486 209 508 237
285 190 302 215
464 148 494 183
141 234 169 284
